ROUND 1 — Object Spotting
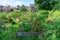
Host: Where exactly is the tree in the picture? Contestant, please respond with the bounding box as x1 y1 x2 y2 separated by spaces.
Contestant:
20 5 27 12
34 0 59 10
17 5 20 10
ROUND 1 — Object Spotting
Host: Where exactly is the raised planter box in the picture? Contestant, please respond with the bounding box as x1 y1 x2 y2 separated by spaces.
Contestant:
16 32 41 36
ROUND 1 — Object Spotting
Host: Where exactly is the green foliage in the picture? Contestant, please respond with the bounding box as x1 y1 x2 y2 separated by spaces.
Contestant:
19 10 49 32
43 11 60 40
20 5 28 12
1 0 60 40
53 0 60 11
34 0 59 10
0 9 60 40
36 10 48 20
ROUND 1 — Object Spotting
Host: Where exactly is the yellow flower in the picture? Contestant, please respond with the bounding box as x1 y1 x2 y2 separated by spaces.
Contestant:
16 18 20 22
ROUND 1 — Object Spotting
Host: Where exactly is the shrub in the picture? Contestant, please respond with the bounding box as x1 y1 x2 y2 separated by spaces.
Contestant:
19 10 49 32
1 10 60 40
43 11 60 40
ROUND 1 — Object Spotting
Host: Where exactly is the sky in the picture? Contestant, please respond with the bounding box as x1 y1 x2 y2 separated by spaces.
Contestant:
0 0 34 6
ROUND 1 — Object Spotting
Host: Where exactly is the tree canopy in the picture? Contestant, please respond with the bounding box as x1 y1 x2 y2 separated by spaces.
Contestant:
34 0 59 10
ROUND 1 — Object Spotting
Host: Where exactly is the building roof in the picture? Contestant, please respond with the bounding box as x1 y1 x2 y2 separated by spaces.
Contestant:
0 5 14 11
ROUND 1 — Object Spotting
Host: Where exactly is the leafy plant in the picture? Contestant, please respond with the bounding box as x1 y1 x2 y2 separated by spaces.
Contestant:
35 0 59 10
